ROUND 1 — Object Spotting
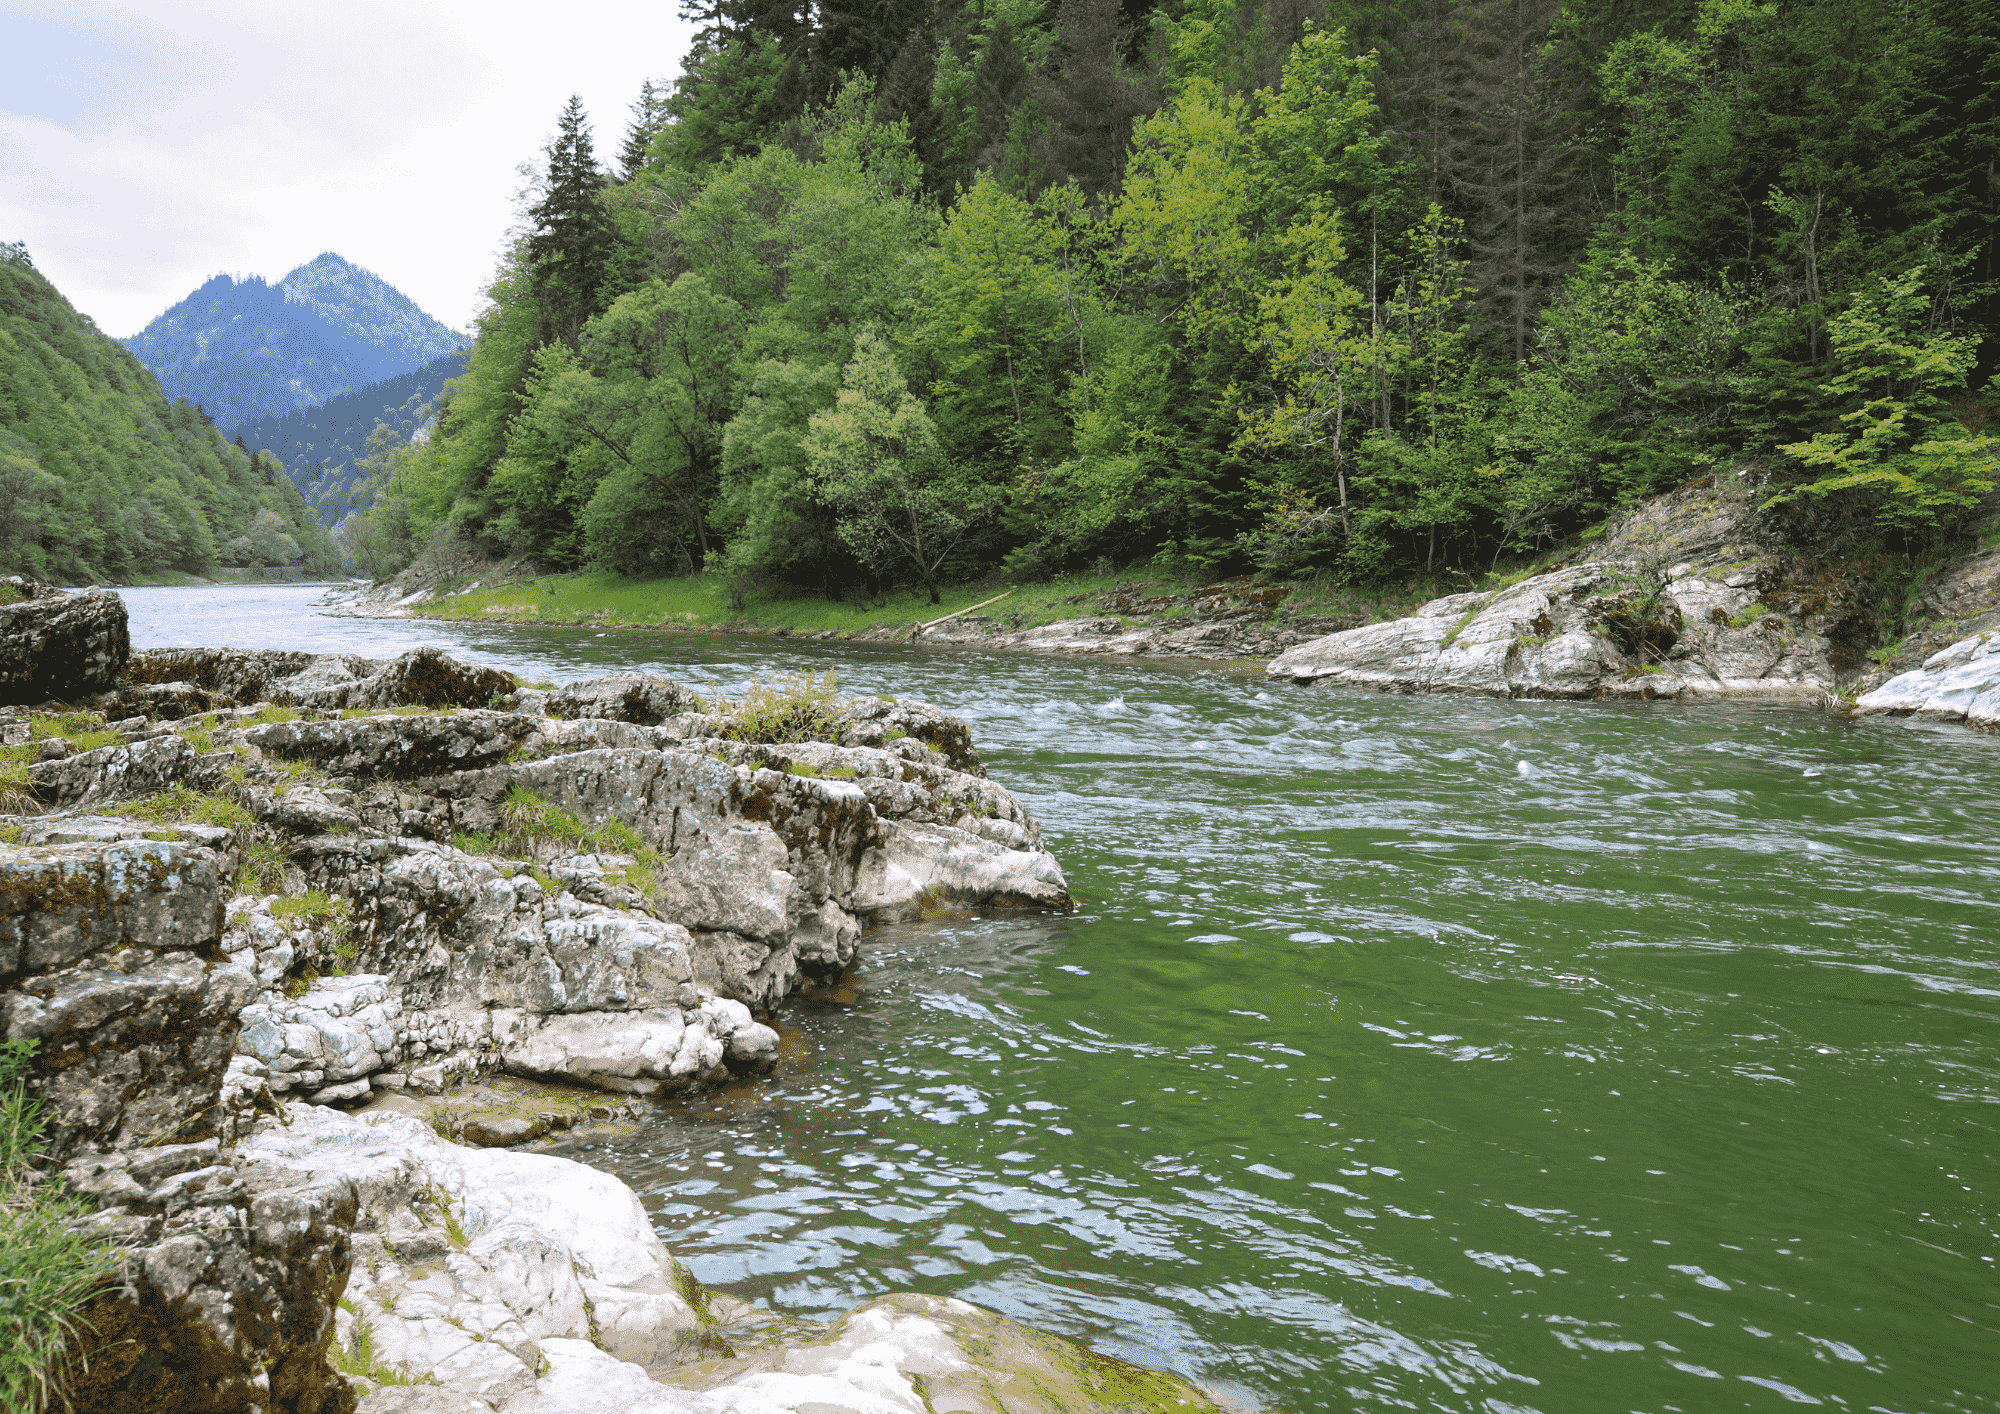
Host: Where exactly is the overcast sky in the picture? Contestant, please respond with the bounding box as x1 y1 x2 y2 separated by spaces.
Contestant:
0 0 697 337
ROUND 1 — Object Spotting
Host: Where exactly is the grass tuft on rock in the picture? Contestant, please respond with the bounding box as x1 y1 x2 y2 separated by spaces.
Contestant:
0 1040 115 1414
708 670 841 745
269 890 344 924
111 784 254 831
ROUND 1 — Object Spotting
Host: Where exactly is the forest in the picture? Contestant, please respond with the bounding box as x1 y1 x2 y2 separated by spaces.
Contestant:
236 351 466 528
349 0 2000 599
0 244 342 581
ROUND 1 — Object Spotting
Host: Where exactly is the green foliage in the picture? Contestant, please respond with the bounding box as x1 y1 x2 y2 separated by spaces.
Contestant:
0 1039 116 1414
1769 267 1997 530
237 841 289 895
112 784 255 832
807 331 993 604
0 259 342 580
335 0 1999 601
329 1308 433 1387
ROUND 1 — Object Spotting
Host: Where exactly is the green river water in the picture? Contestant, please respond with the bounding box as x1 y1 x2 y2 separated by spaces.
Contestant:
126 587 2000 1413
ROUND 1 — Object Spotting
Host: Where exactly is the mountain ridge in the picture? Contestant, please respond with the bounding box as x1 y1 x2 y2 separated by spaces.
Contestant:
122 253 463 434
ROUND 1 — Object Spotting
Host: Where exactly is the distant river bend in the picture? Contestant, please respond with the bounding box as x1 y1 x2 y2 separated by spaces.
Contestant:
121 585 2000 1414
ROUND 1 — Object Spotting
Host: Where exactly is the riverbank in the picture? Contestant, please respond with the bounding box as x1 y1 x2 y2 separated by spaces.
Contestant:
2 625 1249 1413
320 560 1434 661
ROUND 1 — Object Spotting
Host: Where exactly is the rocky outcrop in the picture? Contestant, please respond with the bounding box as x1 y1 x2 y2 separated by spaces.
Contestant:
1270 482 1848 703
1269 560 1837 702
0 660 1222 1414
61 1141 359 1414
0 576 130 705
236 1106 1228 1414
111 645 516 716
0 828 252 1159
9 665 1065 1104
1853 629 2000 730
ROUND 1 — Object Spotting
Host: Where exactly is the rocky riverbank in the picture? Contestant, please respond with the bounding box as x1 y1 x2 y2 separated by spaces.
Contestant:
0 590 1226 1413
1266 480 2000 728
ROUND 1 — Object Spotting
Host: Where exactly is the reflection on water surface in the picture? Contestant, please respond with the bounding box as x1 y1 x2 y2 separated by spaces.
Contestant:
126 585 2000 1412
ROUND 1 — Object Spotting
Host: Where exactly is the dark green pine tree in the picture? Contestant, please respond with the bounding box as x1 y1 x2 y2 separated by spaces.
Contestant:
618 78 672 179
526 96 617 348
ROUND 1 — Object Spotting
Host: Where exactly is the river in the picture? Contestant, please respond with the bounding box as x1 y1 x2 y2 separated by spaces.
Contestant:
123 585 2000 1413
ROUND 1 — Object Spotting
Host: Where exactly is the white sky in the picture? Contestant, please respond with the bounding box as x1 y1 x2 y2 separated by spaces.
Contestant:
0 0 698 337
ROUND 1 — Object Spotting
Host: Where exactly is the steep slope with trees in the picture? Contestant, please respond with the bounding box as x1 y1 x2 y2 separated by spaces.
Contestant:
349 0 1998 639
234 351 468 526
0 243 340 581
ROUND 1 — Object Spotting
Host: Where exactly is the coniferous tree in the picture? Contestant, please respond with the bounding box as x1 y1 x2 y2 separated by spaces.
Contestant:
525 96 618 348
619 79 673 179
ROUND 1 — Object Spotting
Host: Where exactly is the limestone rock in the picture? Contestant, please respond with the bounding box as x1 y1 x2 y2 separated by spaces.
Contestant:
246 1105 716 1388
524 1292 1231 1414
62 1149 359 1414
123 646 514 713
1854 629 2000 730
273 646 515 712
127 647 323 702
0 834 248 1159
1268 561 1836 704
98 679 225 720
27 732 201 807
246 713 539 782
0 577 130 706
547 672 702 725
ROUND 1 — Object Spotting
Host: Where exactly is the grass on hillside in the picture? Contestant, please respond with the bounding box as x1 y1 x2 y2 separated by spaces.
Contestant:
418 568 1442 637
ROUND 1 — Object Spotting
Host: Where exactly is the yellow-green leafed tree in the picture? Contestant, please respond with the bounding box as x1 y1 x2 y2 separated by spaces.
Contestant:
806 330 994 604
1236 212 1376 540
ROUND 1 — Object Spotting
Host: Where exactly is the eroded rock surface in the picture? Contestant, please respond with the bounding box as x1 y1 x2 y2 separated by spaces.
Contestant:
115 645 516 714
1854 629 2000 730
1270 484 1847 703
5 657 1098 1414
61 1141 359 1414
0 831 250 1158
0 576 130 705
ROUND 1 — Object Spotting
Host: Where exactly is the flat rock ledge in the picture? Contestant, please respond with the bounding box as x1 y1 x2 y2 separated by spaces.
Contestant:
0 646 1157 1414
1853 628 2000 730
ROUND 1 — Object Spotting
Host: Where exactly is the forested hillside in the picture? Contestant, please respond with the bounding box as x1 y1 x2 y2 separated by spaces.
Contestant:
123 253 462 433
0 243 341 581
236 351 467 527
354 0 2000 600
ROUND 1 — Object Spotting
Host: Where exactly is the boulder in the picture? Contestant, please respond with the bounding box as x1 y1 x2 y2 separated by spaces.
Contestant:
1853 629 2000 730
546 673 703 725
61 1149 360 1414
0 577 130 705
0 834 250 1159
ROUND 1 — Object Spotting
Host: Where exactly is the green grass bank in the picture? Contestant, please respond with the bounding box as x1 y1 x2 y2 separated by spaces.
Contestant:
409 566 1439 641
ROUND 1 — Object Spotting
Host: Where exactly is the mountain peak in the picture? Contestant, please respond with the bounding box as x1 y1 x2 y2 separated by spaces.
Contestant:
122 255 464 432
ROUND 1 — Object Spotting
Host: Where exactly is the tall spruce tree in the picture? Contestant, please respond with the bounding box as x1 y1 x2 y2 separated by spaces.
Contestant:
526 96 617 348
619 79 673 179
